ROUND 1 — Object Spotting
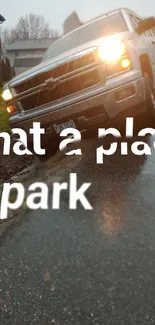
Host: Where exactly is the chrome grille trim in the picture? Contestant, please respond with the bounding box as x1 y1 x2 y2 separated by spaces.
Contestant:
10 46 106 111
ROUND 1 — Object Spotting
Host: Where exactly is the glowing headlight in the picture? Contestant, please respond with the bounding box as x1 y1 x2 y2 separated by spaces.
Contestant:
2 88 13 101
98 36 126 63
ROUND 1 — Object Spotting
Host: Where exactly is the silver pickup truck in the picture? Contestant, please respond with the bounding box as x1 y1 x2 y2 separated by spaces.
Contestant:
2 8 155 158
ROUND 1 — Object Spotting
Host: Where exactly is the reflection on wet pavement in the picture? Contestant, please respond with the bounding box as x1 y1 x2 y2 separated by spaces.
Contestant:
62 135 150 236
0 134 155 325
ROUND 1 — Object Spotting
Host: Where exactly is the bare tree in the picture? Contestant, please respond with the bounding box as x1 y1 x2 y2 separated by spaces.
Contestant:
0 27 10 49
0 13 59 50
14 13 51 39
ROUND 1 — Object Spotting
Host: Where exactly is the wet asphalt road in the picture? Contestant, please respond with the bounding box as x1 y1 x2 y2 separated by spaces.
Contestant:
1 133 155 325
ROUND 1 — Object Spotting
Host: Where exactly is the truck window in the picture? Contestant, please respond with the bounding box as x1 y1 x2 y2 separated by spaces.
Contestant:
129 14 139 29
129 14 153 37
145 30 153 36
151 27 155 35
43 12 128 61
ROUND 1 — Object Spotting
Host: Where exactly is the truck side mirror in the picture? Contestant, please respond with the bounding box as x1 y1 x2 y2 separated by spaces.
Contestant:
135 17 155 34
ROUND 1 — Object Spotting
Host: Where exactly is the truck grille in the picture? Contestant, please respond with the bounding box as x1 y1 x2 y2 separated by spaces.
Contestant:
14 49 105 111
20 68 102 111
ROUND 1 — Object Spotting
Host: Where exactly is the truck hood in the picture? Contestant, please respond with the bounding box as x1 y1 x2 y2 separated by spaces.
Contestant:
7 31 133 88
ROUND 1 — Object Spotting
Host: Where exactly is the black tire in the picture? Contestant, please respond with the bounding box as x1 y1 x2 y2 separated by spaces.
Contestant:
27 138 59 162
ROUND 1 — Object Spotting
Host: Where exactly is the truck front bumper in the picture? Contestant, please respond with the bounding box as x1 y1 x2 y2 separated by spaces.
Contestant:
72 76 147 131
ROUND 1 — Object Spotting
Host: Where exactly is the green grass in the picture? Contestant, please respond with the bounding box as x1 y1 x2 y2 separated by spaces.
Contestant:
0 86 9 132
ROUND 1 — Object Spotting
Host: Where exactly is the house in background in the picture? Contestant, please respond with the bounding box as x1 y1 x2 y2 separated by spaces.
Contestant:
13 54 44 75
5 11 82 76
6 37 58 75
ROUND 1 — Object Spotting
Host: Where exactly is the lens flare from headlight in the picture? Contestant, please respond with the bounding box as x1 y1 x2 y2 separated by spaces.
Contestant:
2 89 13 101
120 58 131 69
98 36 126 63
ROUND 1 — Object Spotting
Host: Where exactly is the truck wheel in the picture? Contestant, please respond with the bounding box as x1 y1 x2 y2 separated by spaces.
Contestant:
39 139 60 162
28 139 59 162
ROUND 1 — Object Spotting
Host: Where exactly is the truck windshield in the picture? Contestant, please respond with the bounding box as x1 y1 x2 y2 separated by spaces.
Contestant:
43 12 128 61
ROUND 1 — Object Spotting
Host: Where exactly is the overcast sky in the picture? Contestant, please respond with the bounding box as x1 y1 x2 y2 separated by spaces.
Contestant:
1 0 155 33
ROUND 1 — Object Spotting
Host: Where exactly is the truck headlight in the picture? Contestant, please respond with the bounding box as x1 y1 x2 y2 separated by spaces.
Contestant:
2 88 13 101
98 36 126 63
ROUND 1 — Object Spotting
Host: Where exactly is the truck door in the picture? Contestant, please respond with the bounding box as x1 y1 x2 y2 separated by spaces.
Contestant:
143 29 155 86
128 13 155 86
